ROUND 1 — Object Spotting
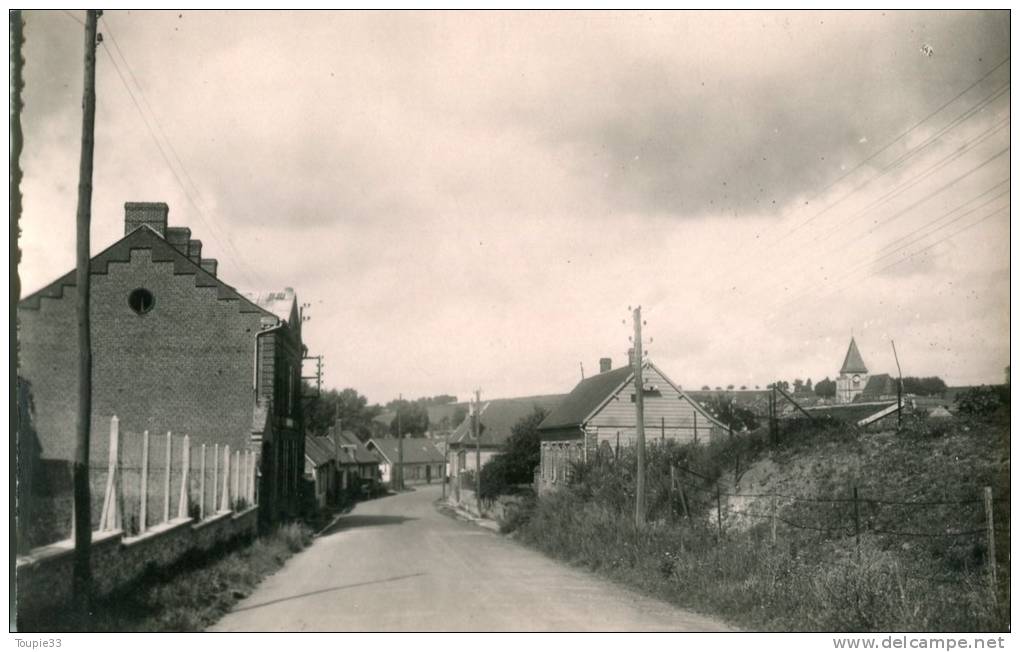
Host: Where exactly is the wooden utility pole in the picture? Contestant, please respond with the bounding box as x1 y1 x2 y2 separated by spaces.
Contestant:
633 306 647 528
11 9 25 558
474 389 481 516
396 394 403 491
891 340 903 430
72 8 101 609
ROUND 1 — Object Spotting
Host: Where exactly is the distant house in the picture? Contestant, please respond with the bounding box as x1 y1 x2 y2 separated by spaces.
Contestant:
324 424 382 492
367 437 445 486
304 436 337 509
447 394 564 478
859 373 898 401
537 356 728 493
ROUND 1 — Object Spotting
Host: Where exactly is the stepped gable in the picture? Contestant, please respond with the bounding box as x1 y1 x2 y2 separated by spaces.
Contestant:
19 225 270 316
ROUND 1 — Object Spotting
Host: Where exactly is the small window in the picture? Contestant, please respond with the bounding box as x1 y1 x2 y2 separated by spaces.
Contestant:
128 288 155 315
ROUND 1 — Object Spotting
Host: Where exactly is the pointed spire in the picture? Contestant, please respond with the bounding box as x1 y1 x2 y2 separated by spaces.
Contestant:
840 337 868 374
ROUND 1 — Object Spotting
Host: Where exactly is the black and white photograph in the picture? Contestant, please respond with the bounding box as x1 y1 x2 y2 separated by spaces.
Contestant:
10 8 1012 638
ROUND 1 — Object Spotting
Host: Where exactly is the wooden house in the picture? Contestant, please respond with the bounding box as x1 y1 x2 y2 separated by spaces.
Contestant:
537 356 728 493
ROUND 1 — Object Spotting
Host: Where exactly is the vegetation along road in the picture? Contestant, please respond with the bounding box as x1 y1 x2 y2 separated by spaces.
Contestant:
210 484 732 632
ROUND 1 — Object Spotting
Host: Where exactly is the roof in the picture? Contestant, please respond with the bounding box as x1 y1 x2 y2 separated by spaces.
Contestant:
840 338 869 374
795 401 897 424
538 366 634 431
449 395 564 447
861 373 896 398
324 428 382 465
305 436 336 467
243 288 297 324
19 225 273 318
368 437 445 465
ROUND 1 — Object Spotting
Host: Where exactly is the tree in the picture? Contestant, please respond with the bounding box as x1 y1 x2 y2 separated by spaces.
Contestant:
389 400 429 437
700 394 758 431
793 378 804 394
726 384 735 391
304 386 381 441
901 376 948 396
478 407 548 499
814 377 836 398
805 378 813 393
700 385 710 391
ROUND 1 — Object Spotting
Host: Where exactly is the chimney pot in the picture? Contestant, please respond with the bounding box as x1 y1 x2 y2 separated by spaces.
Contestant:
599 357 612 374
124 202 168 237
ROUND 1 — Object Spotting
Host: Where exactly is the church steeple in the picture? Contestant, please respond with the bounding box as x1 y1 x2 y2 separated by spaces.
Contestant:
840 337 868 375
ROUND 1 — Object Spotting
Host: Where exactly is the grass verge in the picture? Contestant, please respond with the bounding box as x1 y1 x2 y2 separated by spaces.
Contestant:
18 521 314 632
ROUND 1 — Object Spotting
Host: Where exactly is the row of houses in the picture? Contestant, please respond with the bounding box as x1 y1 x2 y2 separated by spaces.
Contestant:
303 419 447 508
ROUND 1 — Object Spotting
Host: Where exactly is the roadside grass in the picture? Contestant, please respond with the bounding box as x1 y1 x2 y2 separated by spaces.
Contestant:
515 415 1009 632
18 521 314 632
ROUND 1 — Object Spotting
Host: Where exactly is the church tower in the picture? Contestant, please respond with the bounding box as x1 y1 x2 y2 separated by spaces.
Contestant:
835 337 869 404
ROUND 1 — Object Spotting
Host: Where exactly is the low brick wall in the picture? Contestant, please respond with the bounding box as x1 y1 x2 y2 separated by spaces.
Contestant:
15 506 258 614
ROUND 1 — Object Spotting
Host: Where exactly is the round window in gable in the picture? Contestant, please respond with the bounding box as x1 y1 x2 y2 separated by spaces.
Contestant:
128 288 155 315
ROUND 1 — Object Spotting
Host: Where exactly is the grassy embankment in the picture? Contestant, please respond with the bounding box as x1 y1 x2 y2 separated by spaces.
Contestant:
509 412 1009 632
18 521 315 632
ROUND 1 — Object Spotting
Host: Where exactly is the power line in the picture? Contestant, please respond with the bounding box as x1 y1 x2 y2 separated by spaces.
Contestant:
97 16 263 290
764 59 1010 246
726 76 1010 299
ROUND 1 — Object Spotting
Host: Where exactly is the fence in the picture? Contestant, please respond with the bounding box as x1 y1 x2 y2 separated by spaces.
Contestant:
16 416 262 615
22 416 259 548
669 463 1009 598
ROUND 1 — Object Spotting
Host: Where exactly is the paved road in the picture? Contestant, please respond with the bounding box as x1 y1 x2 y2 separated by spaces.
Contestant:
211 485 732 632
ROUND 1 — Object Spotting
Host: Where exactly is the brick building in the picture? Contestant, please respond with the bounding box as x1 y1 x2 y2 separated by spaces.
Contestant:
17 202 306 526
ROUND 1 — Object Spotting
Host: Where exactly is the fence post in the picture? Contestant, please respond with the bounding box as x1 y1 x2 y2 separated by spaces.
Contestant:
100 415 122 531
252 453 259 505
221 445 231 512
615 430 620 460
243 451 250 505
163 431 172 522
213 443 220 513
233 449 241 506
178 434 190 519
199 444 207 520
853 486 861 563
770 495 777 546
715 483 723 541
693 412 698 443
140 430 149 533
984 486 997 603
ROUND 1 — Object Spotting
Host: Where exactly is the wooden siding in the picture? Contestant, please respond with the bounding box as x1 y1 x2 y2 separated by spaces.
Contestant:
586 367 727 445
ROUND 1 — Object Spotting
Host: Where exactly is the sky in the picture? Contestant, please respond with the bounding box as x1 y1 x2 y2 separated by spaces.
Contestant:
17 10 1011 404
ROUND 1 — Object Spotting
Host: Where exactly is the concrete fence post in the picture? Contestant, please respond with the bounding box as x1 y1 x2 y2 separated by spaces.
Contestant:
199 444 207 520
178 434 191 519
140 430 150 533
253 453 259 505
220 445 231 512
99 415 122 531
233 449 241 507
213 443 220 514
163 431 172 522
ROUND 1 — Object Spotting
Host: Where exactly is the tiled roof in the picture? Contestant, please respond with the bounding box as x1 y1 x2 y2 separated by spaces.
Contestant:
19 226 271 317
325 429 381 465
861 373 896 398
368 437 445 465
840 338 869 374
538 366 634 431
449 395 564 447
305 436 336 466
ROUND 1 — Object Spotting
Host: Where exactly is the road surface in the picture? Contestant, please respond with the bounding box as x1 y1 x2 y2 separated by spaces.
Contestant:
211 484 732 632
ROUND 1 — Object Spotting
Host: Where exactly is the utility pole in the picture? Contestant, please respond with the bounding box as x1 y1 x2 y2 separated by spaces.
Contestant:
11 9 25 557
474 389 481 516
396 393 403 491
73 8 101 609
633 306 646 528
891 340 903 430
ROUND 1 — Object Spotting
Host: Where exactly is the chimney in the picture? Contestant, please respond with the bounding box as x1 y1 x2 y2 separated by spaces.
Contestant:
165 226 191 254
200 258 218 276
599 357 612 374
124 202 168 236
628 347 636 368
188 239 202 264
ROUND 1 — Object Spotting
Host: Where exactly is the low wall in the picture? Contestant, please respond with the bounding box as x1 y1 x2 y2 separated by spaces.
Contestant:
447 490 527 523
15 506 258 615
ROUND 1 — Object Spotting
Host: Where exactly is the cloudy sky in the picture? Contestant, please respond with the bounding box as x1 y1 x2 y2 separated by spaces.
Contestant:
18 10 1011 403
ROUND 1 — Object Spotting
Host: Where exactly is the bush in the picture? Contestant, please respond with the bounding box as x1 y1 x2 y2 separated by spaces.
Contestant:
956 386 1008 416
